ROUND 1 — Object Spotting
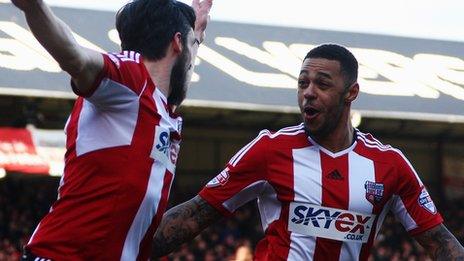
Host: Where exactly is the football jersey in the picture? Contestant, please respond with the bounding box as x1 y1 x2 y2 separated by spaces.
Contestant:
26 51 182 261
199 123 442 261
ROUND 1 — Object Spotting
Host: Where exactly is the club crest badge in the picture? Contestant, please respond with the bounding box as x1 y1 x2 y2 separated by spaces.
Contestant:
365 181 384 205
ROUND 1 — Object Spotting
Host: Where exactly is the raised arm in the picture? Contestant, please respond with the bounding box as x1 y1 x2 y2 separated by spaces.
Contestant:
414 224 464 260
12 0 103 93
152 195 222 257
188 0 212 67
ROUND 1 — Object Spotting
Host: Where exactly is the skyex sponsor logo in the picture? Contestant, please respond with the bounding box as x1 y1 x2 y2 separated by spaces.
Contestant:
288 203 375 243
151 126 179 172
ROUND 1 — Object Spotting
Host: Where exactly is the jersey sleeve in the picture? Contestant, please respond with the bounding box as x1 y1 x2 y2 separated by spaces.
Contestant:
390 151 443 236
199 131 271 217
71 51 146 108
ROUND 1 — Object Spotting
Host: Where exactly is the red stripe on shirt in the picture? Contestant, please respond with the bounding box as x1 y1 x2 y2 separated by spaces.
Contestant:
313 152 349 260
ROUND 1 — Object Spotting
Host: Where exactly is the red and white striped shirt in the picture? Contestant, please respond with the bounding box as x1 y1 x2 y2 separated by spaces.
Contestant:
26 51 182 260
199 123 442 260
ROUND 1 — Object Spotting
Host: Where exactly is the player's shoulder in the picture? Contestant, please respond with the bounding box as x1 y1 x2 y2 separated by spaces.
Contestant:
106 50 143 68
257 123 306 139
355 130 407 164
253 123 308 148
228 124 307 165
105 50 147 79
102 50 151 94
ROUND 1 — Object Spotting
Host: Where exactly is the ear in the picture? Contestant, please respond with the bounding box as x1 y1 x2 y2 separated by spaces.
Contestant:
345 82 359 103
172 32 183 54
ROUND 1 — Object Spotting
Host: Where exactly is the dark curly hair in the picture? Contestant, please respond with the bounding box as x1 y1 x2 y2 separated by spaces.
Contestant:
116 0 196 60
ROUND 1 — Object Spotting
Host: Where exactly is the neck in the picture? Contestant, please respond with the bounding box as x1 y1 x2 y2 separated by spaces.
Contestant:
311 110 355 153
143 58 173 98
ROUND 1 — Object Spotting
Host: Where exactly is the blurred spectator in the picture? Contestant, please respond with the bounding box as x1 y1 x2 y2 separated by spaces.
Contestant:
234 242 253 261
0 173 462 261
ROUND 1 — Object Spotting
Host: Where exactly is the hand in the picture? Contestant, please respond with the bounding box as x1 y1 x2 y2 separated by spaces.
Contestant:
191 0 212 43
11 0 43 11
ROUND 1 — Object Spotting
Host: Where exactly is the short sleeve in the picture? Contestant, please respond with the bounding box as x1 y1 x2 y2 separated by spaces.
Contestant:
71 51 146 108
390 151 443 236
199 131 271 216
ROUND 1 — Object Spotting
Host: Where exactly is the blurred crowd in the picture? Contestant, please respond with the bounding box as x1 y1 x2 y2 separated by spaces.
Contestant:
0 174 59 261
0 174 463 261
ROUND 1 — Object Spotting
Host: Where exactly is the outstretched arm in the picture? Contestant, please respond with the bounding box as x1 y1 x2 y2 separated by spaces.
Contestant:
12 0 103 93
152 195 222 257
184 0 212 85
192 0 212 44
415 224 464 260
189 0 212 69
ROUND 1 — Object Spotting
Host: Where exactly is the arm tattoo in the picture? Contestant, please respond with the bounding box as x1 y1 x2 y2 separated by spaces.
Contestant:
152 195 222 257
415 224 464 260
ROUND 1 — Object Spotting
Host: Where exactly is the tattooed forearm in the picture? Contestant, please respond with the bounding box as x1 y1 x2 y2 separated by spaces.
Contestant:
152 195 222 257
415 224 464 260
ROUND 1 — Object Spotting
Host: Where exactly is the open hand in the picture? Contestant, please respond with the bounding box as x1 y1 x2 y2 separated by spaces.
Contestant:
191 0 212 43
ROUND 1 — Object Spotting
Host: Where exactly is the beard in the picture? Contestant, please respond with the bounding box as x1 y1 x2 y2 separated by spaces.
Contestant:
168 47 190 107
304 94 346 139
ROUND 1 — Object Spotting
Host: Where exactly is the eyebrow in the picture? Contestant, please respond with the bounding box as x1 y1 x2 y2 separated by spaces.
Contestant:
298 71 333 80
316 71 332 79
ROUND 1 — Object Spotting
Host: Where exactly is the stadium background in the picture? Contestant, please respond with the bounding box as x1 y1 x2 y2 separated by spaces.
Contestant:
1 1 464 260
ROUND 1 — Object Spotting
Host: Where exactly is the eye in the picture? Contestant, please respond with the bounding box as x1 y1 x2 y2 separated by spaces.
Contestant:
298 79 309 88
317 80 331 89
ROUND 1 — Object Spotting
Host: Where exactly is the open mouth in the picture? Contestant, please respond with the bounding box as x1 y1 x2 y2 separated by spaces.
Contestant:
304 107 320 117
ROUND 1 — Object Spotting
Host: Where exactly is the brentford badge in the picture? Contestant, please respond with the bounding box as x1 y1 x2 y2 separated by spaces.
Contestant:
365 181 384 205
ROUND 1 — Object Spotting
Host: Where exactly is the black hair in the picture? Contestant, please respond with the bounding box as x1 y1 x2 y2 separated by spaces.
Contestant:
116 0 196 60
305 44 358 87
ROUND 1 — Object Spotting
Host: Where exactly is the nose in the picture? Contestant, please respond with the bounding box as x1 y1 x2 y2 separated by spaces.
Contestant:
303 83 317 100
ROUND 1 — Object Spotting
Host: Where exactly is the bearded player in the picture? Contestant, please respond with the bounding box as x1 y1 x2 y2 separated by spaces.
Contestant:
12 0 212 260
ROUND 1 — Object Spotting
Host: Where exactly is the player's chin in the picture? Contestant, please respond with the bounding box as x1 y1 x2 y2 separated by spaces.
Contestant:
303 121 319 135
305 118 329 137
